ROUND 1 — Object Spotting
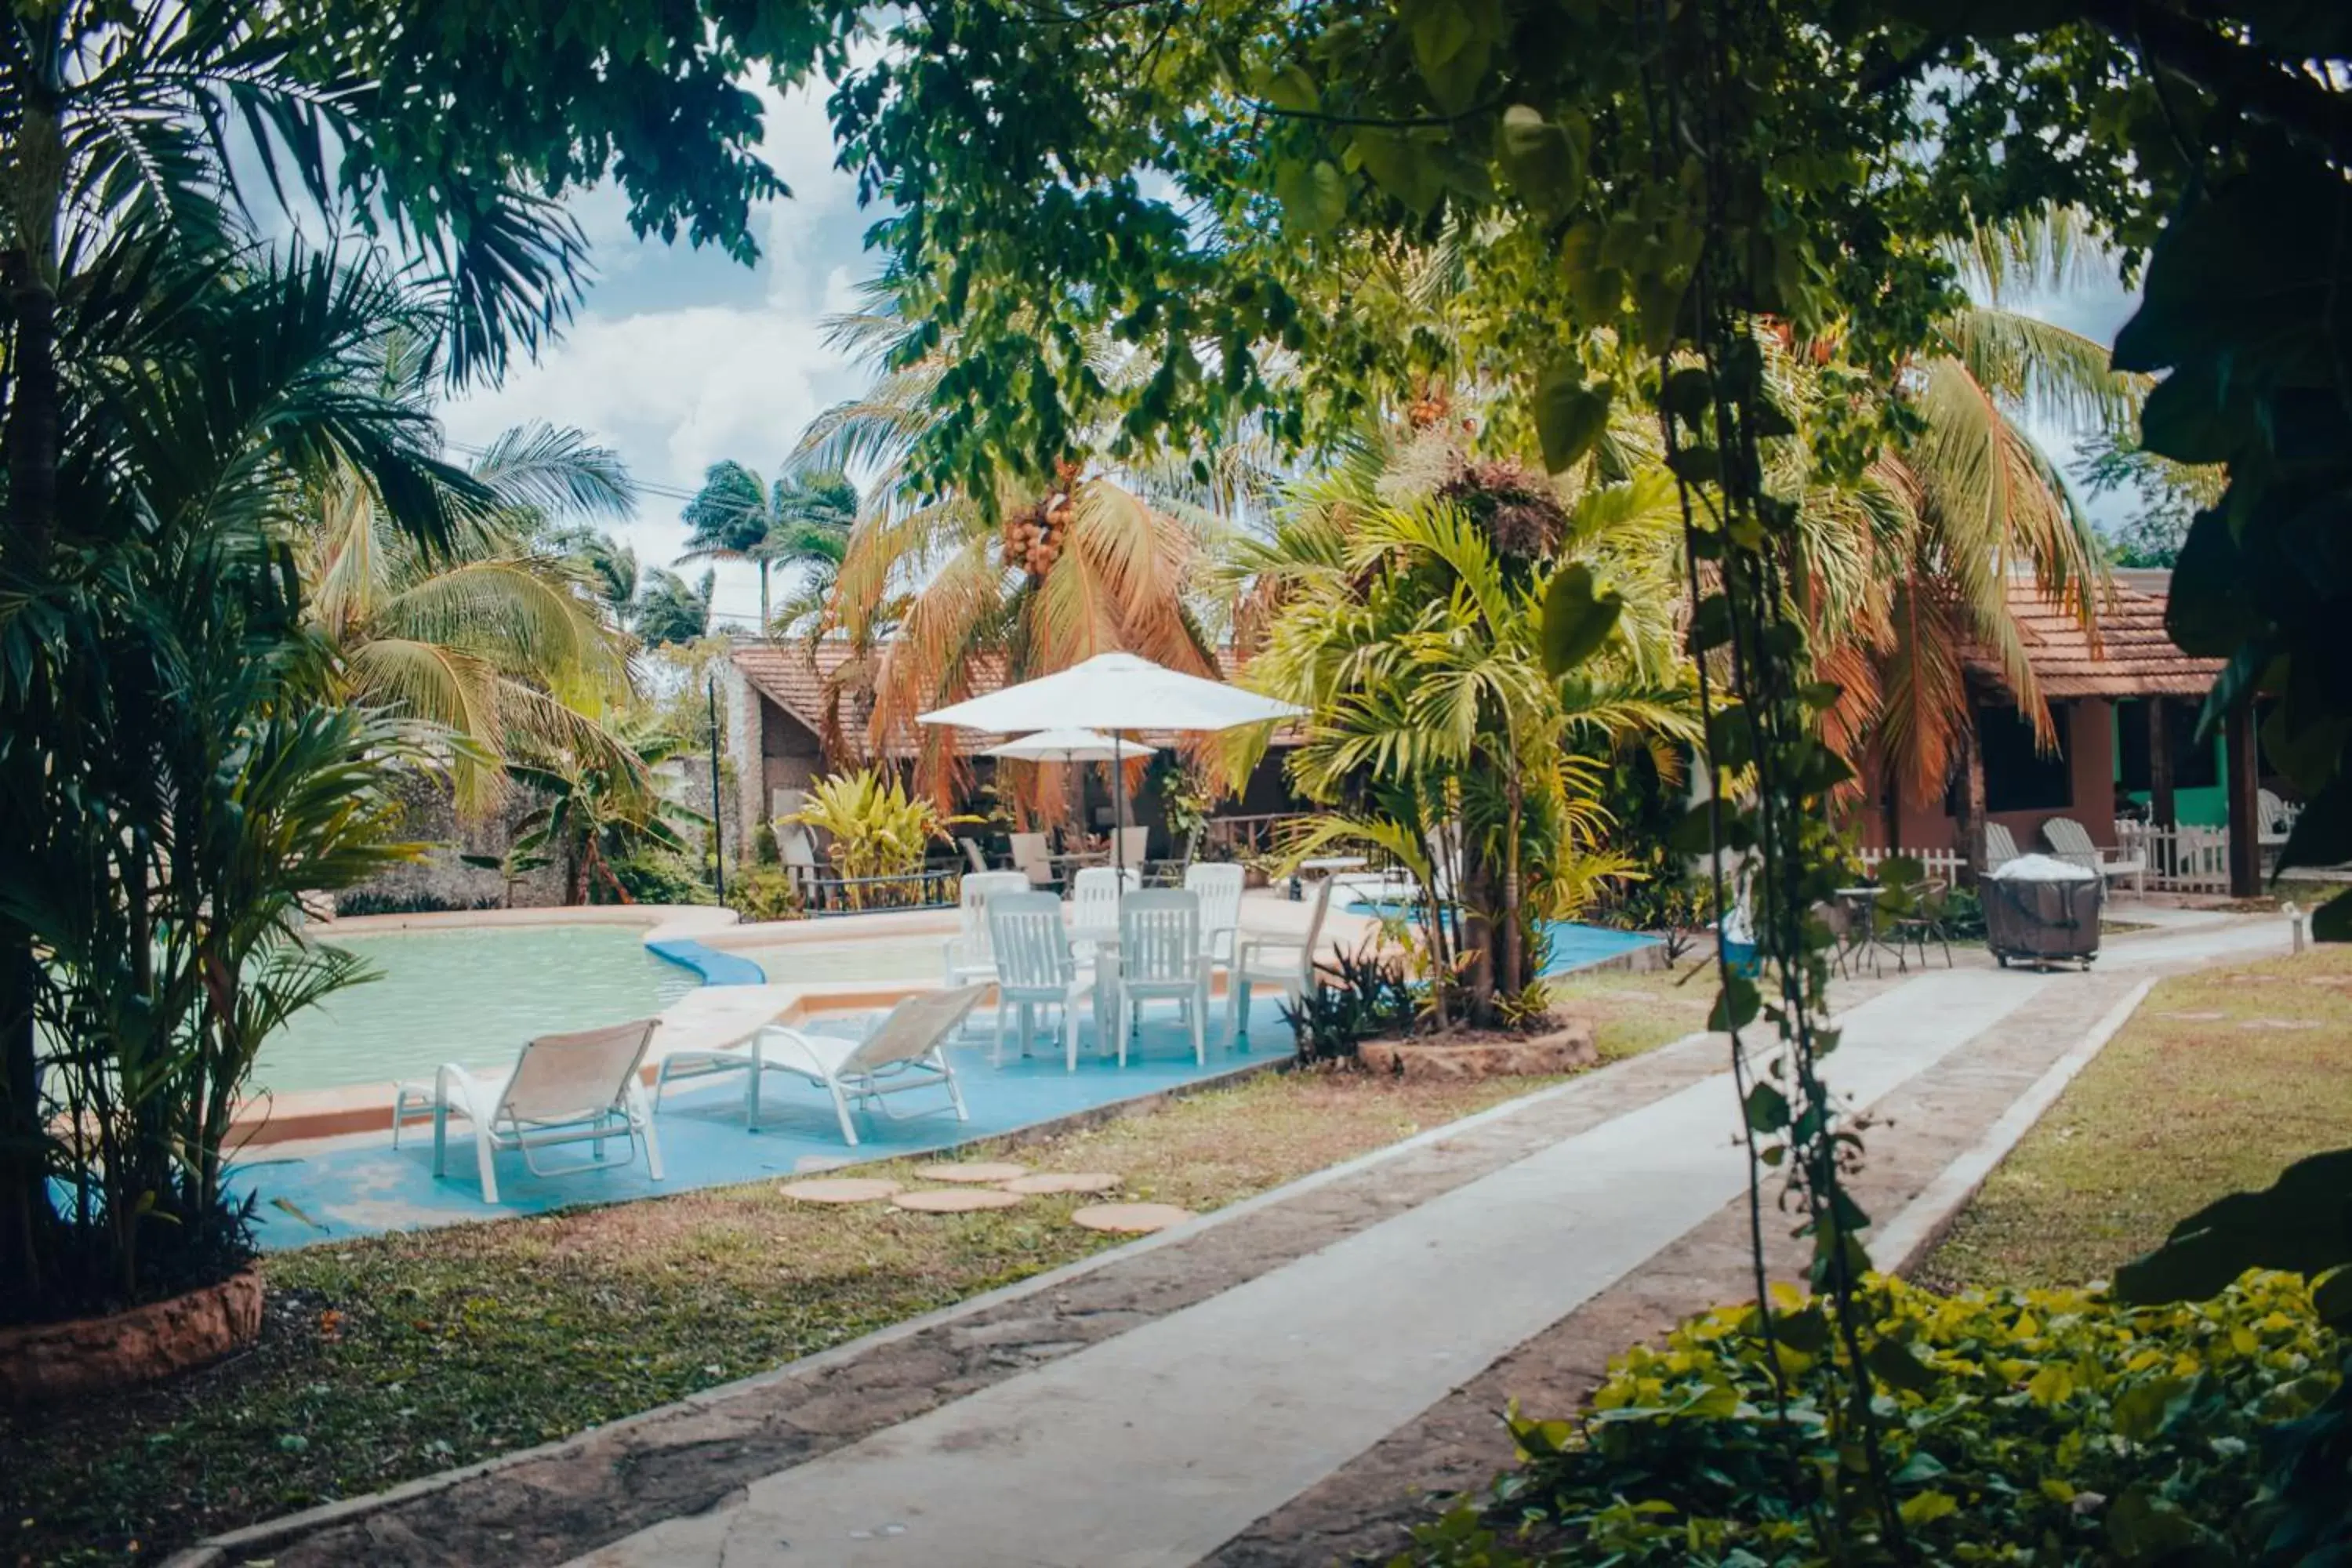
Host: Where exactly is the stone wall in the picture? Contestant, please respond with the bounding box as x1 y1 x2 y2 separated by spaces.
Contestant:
339 770 564 913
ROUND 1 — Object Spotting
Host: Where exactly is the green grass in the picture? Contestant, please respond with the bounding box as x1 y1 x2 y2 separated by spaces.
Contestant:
1548 961 1717 1059
1917 945 2352 1294
2 1069 1563 1566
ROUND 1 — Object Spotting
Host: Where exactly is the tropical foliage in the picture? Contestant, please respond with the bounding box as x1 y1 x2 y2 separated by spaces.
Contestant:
784 768 953 906
1414 1272 2341 1566
1233 437 1698 1024
800 301 1241 797
680 460 858 633
304 417 640 811
509 723 705 906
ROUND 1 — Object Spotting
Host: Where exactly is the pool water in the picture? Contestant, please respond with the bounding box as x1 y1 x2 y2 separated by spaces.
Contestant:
256 926 699 1094
1344 898 1661 975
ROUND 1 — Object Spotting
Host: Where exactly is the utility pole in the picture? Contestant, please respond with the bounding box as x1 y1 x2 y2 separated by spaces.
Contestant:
706 675 727 903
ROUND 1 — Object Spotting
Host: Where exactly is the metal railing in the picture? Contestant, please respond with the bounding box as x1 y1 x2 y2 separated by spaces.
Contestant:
789 866 961 916
1201 812 1316 858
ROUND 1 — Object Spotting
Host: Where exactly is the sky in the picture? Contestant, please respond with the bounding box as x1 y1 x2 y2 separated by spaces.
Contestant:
439 81 2147 630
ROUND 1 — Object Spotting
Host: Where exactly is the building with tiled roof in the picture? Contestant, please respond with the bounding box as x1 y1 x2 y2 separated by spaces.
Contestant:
1864 572 2266 876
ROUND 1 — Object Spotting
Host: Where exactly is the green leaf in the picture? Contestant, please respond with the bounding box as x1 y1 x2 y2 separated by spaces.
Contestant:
1274 158 1348 234
1496 106 1584 216
1709 975 1759 1032
1897 1490 1958 1527
2314 889 2352 943
1660 366 1713 426
2107 1486 2226 1564
1352 129 1444 215
1865 1338 1940 1395
1404 0 1498 111
1533 364 1613 474
2314 1265 2352 1330
2112 1145 2352 1305
1889 1450 1947 1486
1539 563 1624 675
1769 1302 1829 1353
1743 1080 1790 1134
2111 1376 2192 1443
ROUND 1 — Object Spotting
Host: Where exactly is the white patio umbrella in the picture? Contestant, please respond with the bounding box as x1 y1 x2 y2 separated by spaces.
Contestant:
922 653 1303 871
982 729 1160 844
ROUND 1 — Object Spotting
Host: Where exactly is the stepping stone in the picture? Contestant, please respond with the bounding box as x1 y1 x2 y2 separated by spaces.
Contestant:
2240 1018 2322 1030
779 1178 902 1204
1071 1203 1194 1234
2158 1011 2227 1021
914 1161 1029 1184
894 1188 1025 1214
1003 1172 1121 1196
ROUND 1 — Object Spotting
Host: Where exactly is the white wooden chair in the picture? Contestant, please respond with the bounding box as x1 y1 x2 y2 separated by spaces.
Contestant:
1183 862 1246 978
988 892 1099 1069
654 985 983 1145
1112 890 1209 1065
942 871 1031 988
1114 825 1149 869
1069 865 1138 957
959 837 993 873
416 1018 662 1205
2041 815 2147 894
2259 789 2298 850
1229 877 1334 1041
1983 822 2022 870
1008 831 1057 889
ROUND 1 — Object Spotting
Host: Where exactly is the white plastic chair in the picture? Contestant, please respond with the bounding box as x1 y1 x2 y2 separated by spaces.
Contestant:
654 985 984 1144
1184 862 1245 969
1229 877 1334 1041
1114 825 1149 869
2041 815 2147 893
1008 831 1057 888
942 871 1031 987
1069 865 1139 956
2259 789 2297 849
1114 890 1208 1066
419 1018 662 1205
988 892 1099 1069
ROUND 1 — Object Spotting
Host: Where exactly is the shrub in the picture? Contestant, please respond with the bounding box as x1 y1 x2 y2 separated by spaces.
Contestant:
604 848 715 906
1284 940 1416 1063
333 888 500 917
1410 1272 2341 1567
728 867 805 924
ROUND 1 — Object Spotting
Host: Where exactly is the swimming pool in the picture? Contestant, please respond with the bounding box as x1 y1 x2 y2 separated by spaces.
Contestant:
1343 898 1661 975
256 926 700 1094
728 937 947 986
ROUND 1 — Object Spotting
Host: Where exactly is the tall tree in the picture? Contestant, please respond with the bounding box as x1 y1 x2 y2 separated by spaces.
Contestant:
633 568 716 646
679 463 857 633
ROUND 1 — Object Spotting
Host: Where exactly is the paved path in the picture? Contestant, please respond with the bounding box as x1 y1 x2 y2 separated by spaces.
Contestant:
572 967 2083 1568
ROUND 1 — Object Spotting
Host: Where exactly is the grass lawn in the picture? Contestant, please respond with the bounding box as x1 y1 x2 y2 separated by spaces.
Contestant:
1548 960 1718 1058
2 1068 1573 1566
1917 944 2352 1293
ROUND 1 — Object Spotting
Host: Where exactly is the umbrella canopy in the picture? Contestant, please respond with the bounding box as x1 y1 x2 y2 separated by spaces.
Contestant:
980 728 1160 764
917 652 1302 735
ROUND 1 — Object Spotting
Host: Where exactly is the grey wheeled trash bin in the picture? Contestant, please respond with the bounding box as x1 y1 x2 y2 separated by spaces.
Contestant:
1983 854 2103 970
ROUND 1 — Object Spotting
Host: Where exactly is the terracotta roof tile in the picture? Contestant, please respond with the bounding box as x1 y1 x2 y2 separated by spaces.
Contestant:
1963 581 2220 701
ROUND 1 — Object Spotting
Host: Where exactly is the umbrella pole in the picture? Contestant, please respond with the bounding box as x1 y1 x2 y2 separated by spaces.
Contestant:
1113 731 1126 874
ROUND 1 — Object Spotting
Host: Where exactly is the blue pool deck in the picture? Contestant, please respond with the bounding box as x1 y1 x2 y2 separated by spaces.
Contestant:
233 1000 1293 1250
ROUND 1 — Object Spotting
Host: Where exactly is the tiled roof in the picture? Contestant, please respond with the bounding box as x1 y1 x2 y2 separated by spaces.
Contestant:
1964 580 2220 701
730 641 1299 757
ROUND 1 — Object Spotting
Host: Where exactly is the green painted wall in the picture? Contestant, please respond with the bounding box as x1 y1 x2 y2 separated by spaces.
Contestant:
2112 702 2228 826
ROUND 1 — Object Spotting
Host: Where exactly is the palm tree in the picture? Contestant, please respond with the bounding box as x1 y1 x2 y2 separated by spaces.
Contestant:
1231 434 1699 1024
797 299 1249 800
678 463 858 633
509 721 705 905
1787 222 2136 843
302 418 641 811
633 568 716 645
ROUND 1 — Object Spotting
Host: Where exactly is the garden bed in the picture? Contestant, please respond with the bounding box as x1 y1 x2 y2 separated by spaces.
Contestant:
1917 943 2352 1292
0 1069 1578 1566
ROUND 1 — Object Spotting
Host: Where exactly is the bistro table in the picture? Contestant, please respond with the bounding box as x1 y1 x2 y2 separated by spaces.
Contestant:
1292 854 1369 900
1832 884 1903 977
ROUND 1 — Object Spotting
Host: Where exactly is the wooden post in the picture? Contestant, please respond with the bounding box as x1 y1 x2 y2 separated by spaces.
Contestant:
2147 699 2176 829
2225 696 2262 897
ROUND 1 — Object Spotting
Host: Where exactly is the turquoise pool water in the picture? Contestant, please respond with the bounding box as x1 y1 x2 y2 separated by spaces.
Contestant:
1344 898 1661 975
255 926 699 1094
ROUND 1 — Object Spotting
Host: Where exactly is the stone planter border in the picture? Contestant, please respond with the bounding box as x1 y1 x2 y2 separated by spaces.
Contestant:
1 1269 263 1407
1351 1018 1599 1080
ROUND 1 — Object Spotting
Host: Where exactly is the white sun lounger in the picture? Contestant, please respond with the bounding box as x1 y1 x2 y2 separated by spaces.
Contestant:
652 984 985 1145
2042 815 2147 893
406 1018 662 1206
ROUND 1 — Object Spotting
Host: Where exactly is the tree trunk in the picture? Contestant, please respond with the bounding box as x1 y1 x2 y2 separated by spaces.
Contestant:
1501 766 1525 999
0 89 67 1295
2226 695 2262 898
757 559 771 635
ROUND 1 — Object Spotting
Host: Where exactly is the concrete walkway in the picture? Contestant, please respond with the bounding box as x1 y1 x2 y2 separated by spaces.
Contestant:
572 961 2107 1568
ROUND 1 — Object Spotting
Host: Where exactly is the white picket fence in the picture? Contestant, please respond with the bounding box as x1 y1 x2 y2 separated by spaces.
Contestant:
2115 820 2233 894
1856 846 1967 885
